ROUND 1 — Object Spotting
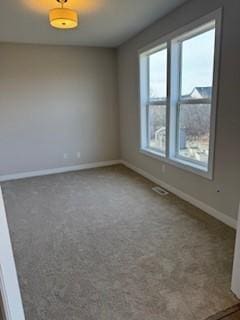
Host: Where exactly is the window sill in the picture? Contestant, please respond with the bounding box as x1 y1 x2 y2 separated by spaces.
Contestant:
139 148 213 180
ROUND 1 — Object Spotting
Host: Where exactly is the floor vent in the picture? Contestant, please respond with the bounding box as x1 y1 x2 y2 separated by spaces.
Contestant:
152 186 169 196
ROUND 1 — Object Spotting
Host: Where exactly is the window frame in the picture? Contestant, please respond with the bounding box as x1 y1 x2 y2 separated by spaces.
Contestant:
140 43 168 156
139 9 222 180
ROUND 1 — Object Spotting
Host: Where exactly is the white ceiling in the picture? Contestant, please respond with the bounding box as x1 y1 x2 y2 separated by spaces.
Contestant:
0 0 188 47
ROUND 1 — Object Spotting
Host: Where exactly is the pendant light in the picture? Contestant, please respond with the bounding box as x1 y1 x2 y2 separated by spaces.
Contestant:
49 0 78 29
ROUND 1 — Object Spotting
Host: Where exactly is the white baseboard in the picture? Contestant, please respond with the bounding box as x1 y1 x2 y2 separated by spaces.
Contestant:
0 160 121 183
121 160 237 230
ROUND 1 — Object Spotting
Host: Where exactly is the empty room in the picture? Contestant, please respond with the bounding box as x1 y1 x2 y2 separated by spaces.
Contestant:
0 0 240 319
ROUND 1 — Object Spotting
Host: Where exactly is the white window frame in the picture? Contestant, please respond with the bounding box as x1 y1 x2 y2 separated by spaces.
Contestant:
139 9 222 179
140 43 168 156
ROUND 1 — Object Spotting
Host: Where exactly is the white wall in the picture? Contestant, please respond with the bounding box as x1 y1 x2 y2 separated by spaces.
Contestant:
0 187 25 320
118 0 240 220
0 44 120 177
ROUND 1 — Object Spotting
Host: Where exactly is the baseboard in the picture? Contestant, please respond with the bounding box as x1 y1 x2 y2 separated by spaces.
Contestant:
0 160 121 183
121 160 237 230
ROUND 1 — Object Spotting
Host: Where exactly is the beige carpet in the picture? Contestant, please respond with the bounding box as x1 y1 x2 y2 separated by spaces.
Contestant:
2 165 238 320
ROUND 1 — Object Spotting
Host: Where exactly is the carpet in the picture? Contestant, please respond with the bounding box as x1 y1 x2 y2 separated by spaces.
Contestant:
2 165 238 320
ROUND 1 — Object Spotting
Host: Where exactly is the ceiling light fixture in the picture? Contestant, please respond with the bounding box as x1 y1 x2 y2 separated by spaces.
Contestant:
49 0 78 30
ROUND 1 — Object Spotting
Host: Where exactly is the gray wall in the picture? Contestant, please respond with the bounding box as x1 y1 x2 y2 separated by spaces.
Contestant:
0 44 119 176
118 0 240 219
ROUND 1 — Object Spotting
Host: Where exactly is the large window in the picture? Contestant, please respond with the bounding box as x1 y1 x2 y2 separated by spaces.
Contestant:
139 10 221 178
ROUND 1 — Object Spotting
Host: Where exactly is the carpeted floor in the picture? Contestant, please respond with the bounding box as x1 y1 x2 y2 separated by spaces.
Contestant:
2 165 238 320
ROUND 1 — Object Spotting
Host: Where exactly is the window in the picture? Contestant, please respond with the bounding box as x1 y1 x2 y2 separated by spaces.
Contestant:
176 28 215 167
148 47 167 154
139 10 221 178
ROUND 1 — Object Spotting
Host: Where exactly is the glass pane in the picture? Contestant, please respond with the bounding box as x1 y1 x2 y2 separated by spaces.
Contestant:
149 48 167 101
177 103 211 165
148 104 166 154
181 28 215 100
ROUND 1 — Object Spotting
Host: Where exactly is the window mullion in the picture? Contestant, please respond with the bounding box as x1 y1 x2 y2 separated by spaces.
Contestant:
179 98 212 105
166 40 171 160
146 55 150 149
149 100 167 106
169 40 181 160
146 104 150 149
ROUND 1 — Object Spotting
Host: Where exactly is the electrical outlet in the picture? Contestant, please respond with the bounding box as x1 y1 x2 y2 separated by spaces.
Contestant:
77 152 81 159
63 153 68 160
162 164 166 174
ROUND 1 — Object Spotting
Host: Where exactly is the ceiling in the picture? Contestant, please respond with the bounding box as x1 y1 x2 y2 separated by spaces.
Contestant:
0 0 189 47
